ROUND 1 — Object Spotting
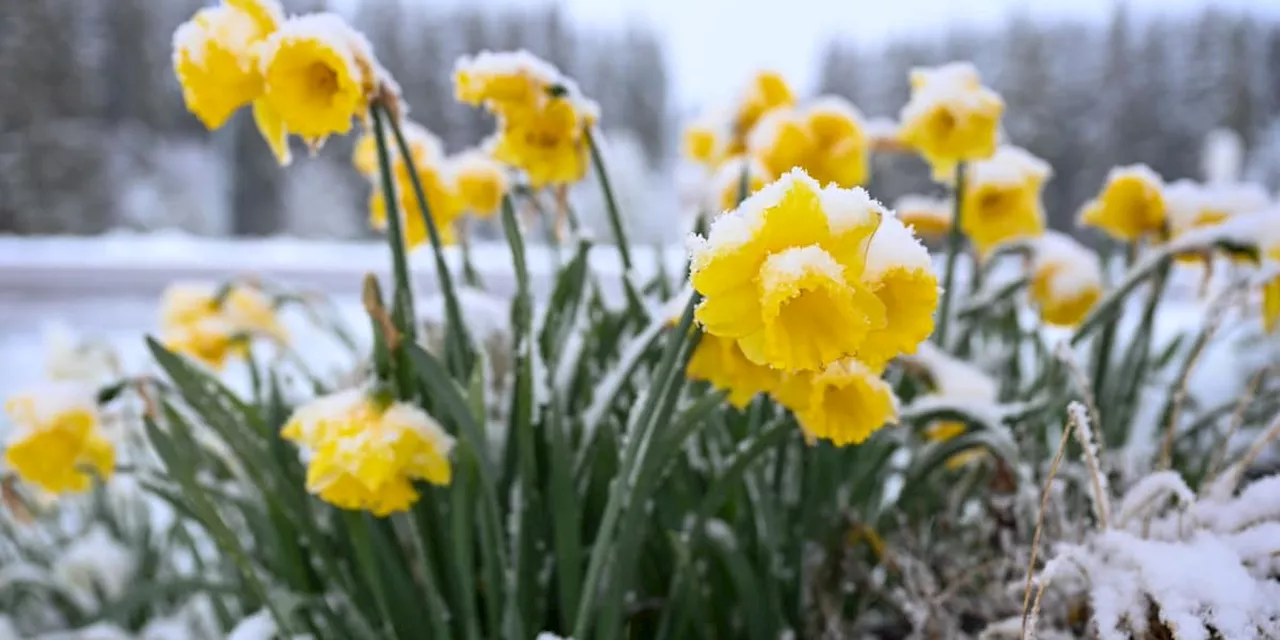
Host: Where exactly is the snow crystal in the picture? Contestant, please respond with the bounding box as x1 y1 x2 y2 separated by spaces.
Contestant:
818 183 885 235
259 13 366 83
1114 470 1194 528
899 62 1001 128
227 609 277 640
892 194 951 222
53 525 137 607
864 212 933 278
171 4 264 71
3 381 98 439
759 245 846 288
1097 530 1280 640
693 168 813 267
903 342 998 400
453 49 563 88
1031 231 1103 300
804 95 865 126
1068 401 1111 526
1105 163 1163 190
968 146 1052 188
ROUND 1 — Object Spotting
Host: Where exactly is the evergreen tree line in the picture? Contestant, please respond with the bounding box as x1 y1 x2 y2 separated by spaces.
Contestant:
0 0 669 236
817 6 1280 233
1 2 1277 238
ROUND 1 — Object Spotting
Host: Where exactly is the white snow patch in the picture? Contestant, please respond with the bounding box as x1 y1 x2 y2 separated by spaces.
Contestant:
865 212 933 278
1031 231 1103 301
818 183 885 236
968 145 1052 188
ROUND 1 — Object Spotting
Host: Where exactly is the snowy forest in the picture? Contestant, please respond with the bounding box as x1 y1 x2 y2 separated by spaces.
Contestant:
2 1 1279 240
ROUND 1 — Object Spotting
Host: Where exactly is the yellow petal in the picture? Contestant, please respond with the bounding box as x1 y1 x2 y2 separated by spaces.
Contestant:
253 98 291 165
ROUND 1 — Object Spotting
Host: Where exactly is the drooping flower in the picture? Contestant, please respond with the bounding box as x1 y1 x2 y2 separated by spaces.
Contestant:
453 50 560 118
489 91 599 188
857 212 940 370
258 13 379 147
775 359 898 446
172 0 285 159
686 334 782 409
368 154 462 249
898 62 1003 180
351 121 443 178
3 384 114 495
689 169 887 373
281 388 455 516
893 194 952 239
449 151 509 218
1165 181 1270 244
706 155 771 213
158 281 286 369
1078 164 1166 242
961 146 1051 257
1028 231 1104 327
453 51 598 188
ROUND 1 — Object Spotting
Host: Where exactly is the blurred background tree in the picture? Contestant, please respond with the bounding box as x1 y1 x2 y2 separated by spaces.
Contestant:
0 1 1277 239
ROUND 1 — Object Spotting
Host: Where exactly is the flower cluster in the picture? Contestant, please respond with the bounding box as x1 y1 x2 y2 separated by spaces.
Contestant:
961 145 1052 257
173 0 393 165
281 389 455 516
3 384 114 495
898 62 1004 180
453 50 599 188
687 169 938 445
158 281 286 370
683 73 872 211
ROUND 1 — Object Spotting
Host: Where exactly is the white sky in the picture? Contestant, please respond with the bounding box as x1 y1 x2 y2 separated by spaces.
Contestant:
402 0 1273 110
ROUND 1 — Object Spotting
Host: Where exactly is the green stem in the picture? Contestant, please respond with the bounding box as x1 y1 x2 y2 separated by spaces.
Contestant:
585 127 633 271
459 218 482 288
369 106 416 339
1090 242 1125 419
345 512 396 636
571 293 701 639
935 162 967 347
379 103 473 376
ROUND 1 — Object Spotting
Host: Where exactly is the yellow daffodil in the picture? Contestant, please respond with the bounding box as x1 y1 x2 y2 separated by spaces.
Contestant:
453 51 598 187
259 13 380 150
1165 181 1269 265
1028 232 1103 327
3 384 114 495
803 97 870 188
683 122 724 167
893 195 952 239
778 359 898 447
369 159 461 249
686 334 781 409
281 389 454 516
961 146 1051 257
746 98 870 189
729 71 795 152
1263 245 1280 333
748 107 814 180
351 121 443 178
898 62 1003 181
1078 164 1166 242
490 93 598 188
158 282 285 369
857 213 940 370
450 151 509 218
689 169 887 373
172 0 285 159
453 50 560 118
924 421 985 469
707 156 771 213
